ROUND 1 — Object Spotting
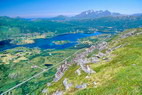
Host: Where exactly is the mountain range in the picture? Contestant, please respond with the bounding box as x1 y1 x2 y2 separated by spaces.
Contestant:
48 10 141 20
73 10 122 19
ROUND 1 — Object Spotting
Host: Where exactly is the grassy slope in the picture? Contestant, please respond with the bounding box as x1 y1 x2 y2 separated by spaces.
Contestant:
76 29 142 95
46 28 142 95
0 47 77 94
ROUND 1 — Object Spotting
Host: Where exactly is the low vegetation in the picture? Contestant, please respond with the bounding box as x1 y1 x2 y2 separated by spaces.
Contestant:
45 28 142 95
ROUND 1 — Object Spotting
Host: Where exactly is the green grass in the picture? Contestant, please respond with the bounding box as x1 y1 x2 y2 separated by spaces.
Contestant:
0 46 79 94
46 28 142 95
75 30 142 95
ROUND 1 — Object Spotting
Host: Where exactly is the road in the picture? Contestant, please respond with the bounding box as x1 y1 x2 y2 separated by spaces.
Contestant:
0 49 82 95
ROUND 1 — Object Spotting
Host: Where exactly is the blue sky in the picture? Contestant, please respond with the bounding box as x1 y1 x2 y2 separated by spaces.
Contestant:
0 0 142 18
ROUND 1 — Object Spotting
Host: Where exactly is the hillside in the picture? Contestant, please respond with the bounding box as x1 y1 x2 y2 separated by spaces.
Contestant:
43 28 142 95
1 15 142 42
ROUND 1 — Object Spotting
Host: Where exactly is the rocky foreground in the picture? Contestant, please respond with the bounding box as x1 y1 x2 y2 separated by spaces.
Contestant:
41 28 142 95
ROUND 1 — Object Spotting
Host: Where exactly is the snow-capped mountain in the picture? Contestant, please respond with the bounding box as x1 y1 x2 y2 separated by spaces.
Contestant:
73 10 122 19
48 10 142 20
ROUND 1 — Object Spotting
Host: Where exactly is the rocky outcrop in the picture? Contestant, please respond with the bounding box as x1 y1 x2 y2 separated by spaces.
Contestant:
93 81 97 88
42 88 48 94
136 32 142 35
47 83 51 86
96 42 108 51
53 71 64 82
80 64 96 74
120 30 142 39
53 61 74 82
75 68 81 75
90 57 100 63
120 31 136 39
53 42 108 82
49 30 142 94
76 83 87 89
52 91 63 95
63 78 72 90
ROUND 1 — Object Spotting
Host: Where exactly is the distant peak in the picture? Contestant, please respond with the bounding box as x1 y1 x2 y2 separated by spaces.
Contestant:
83 10 94 14
74 10 122 19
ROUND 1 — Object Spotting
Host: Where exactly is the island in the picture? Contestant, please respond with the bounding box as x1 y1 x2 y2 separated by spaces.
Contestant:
52 40 71 45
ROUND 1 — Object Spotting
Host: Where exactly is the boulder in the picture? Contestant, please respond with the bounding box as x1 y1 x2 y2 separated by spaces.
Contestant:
97 42 108 50
136 32 142 35
75 68 81 76
98 52 106 57
53 71 64 82
42 88 48 93
91 57 100 63
93 81 97 87
85 76 91 79
121 31 135 39
80 64 96 74
52 91 63 95
47 83 51 86
93 81 97 85
76 83 87 89
63 78 72 90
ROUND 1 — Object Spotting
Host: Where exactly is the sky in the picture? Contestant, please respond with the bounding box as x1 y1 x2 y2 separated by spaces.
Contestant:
0 0 142 18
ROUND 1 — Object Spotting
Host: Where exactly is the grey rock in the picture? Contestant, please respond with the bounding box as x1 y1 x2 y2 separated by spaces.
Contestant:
76 83 87 89
93 81 97 88
47 83 51 86
80 64 96 74
63 78 72 90
53 71 64 82
98 52 106 57
52 91 63 95
85 76 91 79
42 88 48 93
75 68 81 75
91 57 100 63
93 81 97 85
103 57 109 60
136 32 142 35
97 42 108 50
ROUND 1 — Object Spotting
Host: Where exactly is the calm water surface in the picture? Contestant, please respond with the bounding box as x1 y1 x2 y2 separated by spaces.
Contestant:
0 32 101 51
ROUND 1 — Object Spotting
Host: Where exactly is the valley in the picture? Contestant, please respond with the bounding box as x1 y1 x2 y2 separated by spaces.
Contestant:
0 9 142 95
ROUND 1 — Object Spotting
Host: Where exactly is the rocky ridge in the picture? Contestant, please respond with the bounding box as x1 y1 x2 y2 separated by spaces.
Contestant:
43 28 142 95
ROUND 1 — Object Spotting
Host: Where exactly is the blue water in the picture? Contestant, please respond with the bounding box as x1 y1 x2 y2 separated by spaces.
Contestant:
0 32 101 51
